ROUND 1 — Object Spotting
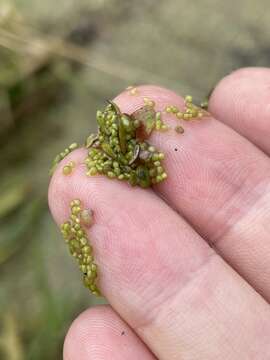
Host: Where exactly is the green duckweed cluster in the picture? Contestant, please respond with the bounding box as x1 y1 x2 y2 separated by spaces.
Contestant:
51 95 207 297
166 95 207 121
60 199 100 296
84 101 167 187
62 161 76 176
50 143 78 176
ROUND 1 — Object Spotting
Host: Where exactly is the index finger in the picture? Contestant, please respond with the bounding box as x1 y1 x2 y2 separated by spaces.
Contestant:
49 118 270 359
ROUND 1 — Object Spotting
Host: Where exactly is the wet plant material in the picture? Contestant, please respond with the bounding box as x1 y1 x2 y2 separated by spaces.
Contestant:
62 161 76 176
166 95 209 121
51 97 207 296
84 101 167 187
126 86 139 96
49 90 212 192
60 199 100 296
50 143 78 175
50 96 208 186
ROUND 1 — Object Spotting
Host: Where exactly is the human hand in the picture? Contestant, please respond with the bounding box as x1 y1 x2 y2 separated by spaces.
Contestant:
49 67 270 359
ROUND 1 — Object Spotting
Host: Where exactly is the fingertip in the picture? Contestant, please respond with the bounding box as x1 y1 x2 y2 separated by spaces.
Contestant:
209 66 270 154
209 66 270 114
63 305 113 360
63 305 156 360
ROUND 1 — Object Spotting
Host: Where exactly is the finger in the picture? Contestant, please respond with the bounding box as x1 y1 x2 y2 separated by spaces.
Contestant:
209 67 270 155
114 85 270 302
64 305 156 360
49 150 270 360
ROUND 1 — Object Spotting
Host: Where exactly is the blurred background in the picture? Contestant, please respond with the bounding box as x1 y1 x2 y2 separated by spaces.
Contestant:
0 0 269 358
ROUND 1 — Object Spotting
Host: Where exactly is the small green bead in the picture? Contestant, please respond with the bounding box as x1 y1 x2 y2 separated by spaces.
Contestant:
62 165 72 175
158 153 165 160
82 246 91 254
60 200 100 297
69 143 78 150
80 237 88 246
91 263 97 271
171 106 179 113
107 171 116 178
161 173 167 180
89 167 98 176
185 95 193 103
53 154 62 164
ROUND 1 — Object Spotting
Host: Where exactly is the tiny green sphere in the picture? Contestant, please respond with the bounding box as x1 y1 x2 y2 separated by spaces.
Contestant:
176 112 183 119
155 120 161 130
107 171 116 178
62 165 73 176
89 167 98 176
183 113 190 120
80 237 88 246
185 95 193 103
161 124 169 131
161 173 167 180
69 143 78 150
53 154 62 164
158 153 165 160
171 105 179 113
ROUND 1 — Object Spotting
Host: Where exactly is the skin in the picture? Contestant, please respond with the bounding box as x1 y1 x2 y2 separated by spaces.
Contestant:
49 67 270 359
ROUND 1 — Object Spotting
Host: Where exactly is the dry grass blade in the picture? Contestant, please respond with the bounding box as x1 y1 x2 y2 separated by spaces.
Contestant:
0 312 23 360
0 26 180 88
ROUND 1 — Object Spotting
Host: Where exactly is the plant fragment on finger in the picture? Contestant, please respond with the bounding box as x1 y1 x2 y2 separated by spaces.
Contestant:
60 199 100 296
84 101 167 187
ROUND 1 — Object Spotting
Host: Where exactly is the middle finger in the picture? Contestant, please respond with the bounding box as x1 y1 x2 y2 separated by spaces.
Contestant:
115 85 270 302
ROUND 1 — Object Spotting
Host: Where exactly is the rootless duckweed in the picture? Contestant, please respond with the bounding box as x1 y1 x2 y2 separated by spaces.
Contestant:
60 199 100 296
126 86 139 96
155 112 170 131
50 143 78 175
84 101 167 186
164 95 209 133
62 161 76 176
166 95 209 121
51 93 207 296
143 97 155 107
